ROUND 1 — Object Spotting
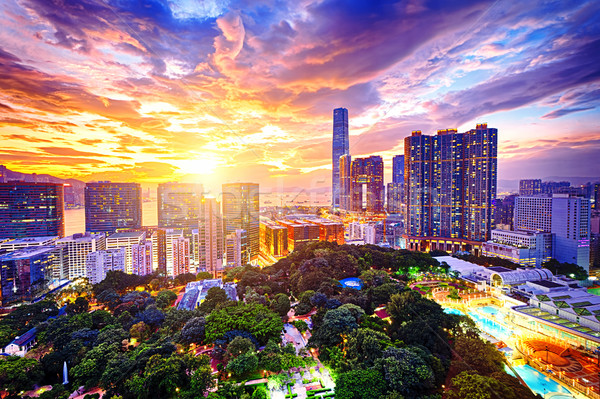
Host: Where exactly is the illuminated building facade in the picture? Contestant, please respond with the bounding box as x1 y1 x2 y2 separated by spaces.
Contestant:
222 183 259 260
392 155 404 184
482 229 553 267
106 231 146 274
86 248 126 285
85 182 142 235
339 154 352 211
387 182 404 214
277 220 320 252
332 107 349 208
350 156 384 213
226 229 248 268
519 179 542 196
172 236 190 276
0 246 67 305
551 195 590 270
197 197 224 276
514 196 553 232
404 124 497 244
0 182 64 239
157 182 203 232
260 219 288 258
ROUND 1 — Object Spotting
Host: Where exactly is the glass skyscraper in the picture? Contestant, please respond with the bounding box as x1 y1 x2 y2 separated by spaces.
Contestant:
85 182 142 235
0 182 65 239
157 182 204 232
392 155 404 184
222 183 259 261
404 124 497 242
350 156 384 213
332 107 349 208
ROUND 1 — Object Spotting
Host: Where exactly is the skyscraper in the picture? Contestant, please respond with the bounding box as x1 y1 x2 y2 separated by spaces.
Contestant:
226 229 248 268
157 183 203 231
392 155 404 184
387 183 403 214
519 179 542 196
222 183 259 261
404 124 498 245
551 195 591 270
350 156 384 213
172 236 190 276
0 182 64 239
332 108 349 208
85 182 142 234
197 197 224 276
339 154 352 211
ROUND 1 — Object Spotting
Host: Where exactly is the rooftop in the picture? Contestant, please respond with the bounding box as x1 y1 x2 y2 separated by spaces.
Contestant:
57 232 104 243
0 236 59 246
107 231 146 239
532 280 564 288
0 245 58 260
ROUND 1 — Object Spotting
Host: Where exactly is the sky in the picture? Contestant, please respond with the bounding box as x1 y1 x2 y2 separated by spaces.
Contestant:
0 0 599 194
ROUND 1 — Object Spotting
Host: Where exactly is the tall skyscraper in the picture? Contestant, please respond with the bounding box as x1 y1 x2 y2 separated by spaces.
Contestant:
0 182 64 239
519 179 542 196
157 183 203 231
387 183 404 214
197 197 224 276
339 154 352 211
350 156 384 213
332 108 349 208
222 183 259 260
404 124 498 243
551 195 591 270
392 155 404 184
85 182 142 235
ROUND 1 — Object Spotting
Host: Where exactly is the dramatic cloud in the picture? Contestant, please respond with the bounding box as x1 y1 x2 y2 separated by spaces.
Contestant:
0 0 598 190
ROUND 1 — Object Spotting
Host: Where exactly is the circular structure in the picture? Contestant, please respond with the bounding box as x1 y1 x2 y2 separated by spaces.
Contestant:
339 277 363 290
490 268 553 286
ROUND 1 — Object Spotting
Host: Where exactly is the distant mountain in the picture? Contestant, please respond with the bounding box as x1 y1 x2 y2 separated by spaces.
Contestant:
0 165 85 206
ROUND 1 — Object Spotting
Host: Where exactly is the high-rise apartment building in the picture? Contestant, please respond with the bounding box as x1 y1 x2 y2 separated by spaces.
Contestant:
222 183 259 261
172 236 190 276
339 154 352 211
519 179 542 196
85 182 142 235
148 228 167 275
197 197 224 277
56 233 106 279
106 231 146 274
387 183 404 214
86 248 126 285
132 240 153 276
157 183 203 231
165 229 184 276
350 156 384 213
226 229 248 269
541 181 570 195
0 182 64 239
332 107 349 208
494 194 517 230
404 124 498 244
392 155 404 184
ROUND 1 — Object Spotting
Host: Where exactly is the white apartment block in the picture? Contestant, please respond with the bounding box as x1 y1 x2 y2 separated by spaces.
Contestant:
106 231 146 274
56 233 106 279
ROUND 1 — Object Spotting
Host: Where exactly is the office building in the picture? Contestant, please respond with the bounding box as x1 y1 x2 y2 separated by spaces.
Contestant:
260 219 288 258
551 195 590 270
86 248 126 285
226 229 248 269
157 182 203 232
56 233 106 279
387 183 404 214
392 155 404 184
0 246 67 305
514 196 553 232
197 197 224 277
339 154 352 211
350 156 384 213
494 194 517 230
332 107 349 208
85 182 142 235
277 220 320 252
132 240 153 276
0 182 64 239
0 236 59 252
594 183 600 210
222 183 259 261
106 231 146 274
311 219 345 245
404 124 498 247
541 181 570 195
172 236 190 277
482 229 553 267
519 179 542 196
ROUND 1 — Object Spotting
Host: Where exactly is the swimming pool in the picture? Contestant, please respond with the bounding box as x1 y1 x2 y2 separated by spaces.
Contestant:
478 305 501 317
508 364 573 397
467 310 514 341
443 307 465 316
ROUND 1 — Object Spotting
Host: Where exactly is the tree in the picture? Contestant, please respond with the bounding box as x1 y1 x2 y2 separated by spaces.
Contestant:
66 296 90 315
199 287 229 313
271 293 291 317
251 386 269 399
226 351 258 376
181 355 215 399
375 347 434 397
205 303 283 345
180 317 206 345
197 272 213 280
446 370 537 399
542 258 588 280
130 321 152 342
156 290 178 308
335 369 387 399
0 356 43 394
292 320 308 333
308 304 364 350
343 328 391 369
226 336 255 360
450 333 504 377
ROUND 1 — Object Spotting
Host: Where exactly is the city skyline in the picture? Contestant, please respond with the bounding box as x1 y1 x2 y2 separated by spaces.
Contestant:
0 0 598 192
